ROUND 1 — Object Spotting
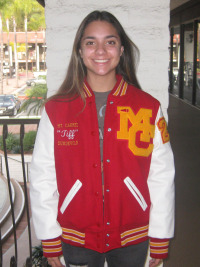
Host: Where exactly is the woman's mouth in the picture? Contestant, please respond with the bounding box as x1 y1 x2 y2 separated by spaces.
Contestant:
94 59 109 63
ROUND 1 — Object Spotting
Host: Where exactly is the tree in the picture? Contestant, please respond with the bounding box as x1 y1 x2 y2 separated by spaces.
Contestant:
0 0 14 94
0 0 45 89
20 83 47 115
14 0 44 76
28 4 45 72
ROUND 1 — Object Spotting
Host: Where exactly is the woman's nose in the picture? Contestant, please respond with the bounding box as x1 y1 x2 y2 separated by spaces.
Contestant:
95 43 106 54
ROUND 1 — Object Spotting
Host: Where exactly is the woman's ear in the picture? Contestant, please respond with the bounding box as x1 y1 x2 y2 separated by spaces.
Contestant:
120 46 124 56
79 49 82 58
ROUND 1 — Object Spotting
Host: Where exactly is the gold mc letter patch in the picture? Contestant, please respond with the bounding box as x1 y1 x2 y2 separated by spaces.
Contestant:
157 117 170 144
117 107 155 157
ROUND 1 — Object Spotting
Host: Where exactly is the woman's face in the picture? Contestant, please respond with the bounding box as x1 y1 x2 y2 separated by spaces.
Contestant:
80 20 124 80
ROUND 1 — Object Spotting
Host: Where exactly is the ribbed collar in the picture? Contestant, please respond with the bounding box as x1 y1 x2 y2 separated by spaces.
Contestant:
83 75 129 98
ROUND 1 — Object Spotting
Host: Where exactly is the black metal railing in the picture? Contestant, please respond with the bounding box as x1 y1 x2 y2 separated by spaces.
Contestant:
0 118 40 267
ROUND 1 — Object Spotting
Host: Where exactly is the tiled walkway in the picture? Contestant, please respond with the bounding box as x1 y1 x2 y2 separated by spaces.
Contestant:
164 95 200 267
2 183 31 255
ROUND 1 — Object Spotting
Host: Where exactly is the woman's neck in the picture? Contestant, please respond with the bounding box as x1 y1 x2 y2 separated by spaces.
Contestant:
87 73 117 92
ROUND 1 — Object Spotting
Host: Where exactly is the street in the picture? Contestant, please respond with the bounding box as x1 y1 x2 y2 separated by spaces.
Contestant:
0 73 42 118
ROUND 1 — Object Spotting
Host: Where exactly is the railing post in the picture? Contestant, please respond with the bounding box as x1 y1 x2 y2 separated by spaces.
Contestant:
0 118 40 267
25 257 32 267
0 155 2 175
20 124 32 266
0 228 2 267
26 163 29 183
3 124 18 266
10 256 17 267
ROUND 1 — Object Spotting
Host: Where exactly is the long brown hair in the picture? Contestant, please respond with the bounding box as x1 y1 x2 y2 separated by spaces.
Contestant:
48 10 141 102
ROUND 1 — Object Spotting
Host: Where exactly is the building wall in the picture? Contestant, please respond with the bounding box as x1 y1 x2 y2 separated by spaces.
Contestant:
45 0 170 117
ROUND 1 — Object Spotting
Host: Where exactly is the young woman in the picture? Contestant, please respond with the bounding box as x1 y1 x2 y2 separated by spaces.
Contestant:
30 11 175 267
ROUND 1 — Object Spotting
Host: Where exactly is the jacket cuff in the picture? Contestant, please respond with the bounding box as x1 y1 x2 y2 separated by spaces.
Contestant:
149 238 170 259
42 236 63 258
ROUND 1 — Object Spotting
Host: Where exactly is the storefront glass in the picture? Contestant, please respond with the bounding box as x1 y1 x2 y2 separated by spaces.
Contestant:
183 23 194 104
172 27 180 97
196 23 200 107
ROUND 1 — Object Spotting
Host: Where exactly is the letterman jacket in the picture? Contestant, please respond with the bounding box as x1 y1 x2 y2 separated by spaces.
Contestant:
30 75 175 259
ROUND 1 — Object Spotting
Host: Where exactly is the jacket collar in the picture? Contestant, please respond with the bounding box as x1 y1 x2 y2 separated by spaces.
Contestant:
83 75 129 98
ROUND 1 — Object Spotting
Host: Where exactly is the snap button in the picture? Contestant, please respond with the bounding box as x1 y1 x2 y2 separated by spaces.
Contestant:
106 189 110 192
110 101 114 104
106 244 109 247
106 233 110 237
107 222 110 225
108 128 111 132
106 159 110 163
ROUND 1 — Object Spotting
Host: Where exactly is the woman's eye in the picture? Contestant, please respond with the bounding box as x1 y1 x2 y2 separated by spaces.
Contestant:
86 41 95 45
107 40 116 45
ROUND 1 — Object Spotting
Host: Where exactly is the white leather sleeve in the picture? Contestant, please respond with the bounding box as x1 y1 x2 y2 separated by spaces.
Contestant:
147 106 175 238
29 108 62 240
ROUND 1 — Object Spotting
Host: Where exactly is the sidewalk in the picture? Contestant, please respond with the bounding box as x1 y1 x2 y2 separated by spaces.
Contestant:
2 72 33 96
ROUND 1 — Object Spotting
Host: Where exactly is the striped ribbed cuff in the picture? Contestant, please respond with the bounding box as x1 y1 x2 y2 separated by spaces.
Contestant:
42 236 63 258
150 238 170 259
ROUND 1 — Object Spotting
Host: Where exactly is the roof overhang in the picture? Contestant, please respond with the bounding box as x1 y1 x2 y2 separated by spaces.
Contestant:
36 0 45 7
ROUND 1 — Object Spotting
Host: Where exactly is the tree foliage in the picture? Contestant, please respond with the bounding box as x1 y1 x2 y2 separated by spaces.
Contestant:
20 83 47 115
0 0 45 31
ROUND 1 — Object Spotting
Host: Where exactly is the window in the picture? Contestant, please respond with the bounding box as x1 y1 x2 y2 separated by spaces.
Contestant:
196 22 200 107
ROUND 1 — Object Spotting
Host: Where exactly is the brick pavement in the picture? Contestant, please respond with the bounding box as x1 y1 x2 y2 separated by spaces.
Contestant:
2 72 33 96
2 183 31 255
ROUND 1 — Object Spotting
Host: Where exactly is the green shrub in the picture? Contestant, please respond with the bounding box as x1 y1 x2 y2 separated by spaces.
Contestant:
31 244 51 267
11 145 21 154
0 131 37 153
20 84 47 115
0 133 20 151
23 131 37 152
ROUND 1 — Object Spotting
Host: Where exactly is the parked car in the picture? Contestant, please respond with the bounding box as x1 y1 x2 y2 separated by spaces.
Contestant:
0 95 21 116
26 78 36 86
26 75 46 86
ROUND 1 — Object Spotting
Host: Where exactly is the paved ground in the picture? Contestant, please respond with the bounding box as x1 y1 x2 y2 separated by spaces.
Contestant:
163 95 200 267
1 72 33 96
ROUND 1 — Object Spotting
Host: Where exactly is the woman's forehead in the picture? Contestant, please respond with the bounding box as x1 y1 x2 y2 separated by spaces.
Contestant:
82 21 119 39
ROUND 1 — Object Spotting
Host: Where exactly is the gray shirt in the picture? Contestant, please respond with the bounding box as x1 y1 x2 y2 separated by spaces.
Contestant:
94 90 110 161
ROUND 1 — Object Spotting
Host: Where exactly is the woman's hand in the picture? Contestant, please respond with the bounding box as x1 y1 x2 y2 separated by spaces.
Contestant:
149 258 163 267
47 257 65 267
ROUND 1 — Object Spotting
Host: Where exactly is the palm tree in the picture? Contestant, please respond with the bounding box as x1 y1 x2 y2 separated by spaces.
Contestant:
0 0 45 93
15 0 35 78
28 7 45 72
20 83 47 115
0 0 13 94
0 13 3 94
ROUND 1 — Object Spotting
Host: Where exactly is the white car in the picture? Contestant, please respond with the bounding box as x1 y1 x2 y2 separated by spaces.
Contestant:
30 75 47 86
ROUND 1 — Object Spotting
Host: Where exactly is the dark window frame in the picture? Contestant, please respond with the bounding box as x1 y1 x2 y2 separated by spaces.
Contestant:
170 0 200 108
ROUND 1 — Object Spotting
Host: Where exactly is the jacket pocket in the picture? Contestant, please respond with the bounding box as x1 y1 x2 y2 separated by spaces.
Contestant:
60 179 82 214
124 177 147 211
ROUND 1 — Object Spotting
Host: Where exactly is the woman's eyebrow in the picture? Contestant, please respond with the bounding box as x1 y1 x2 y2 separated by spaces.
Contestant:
83 36 95 40
82 35 119 40
105 35 119 39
